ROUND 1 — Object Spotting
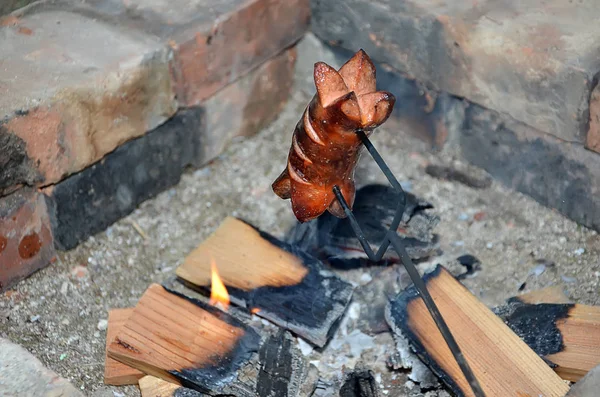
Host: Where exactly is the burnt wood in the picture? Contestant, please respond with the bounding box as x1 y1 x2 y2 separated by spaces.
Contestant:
386 265 570 397
497 299 600 381
285 184 440 268
176 217 354 347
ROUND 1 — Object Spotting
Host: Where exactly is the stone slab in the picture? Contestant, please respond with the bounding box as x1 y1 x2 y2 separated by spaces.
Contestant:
0 188 56 292
0 337 84 396
311 0 600 144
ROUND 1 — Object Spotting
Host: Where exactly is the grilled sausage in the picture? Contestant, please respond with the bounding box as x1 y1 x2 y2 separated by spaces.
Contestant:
272 49 395 222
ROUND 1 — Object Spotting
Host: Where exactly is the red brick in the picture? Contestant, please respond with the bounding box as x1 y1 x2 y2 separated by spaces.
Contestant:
0 189 56 292
586 84 600 153
169 0 309 106
0 9 176 195
200 47 297 162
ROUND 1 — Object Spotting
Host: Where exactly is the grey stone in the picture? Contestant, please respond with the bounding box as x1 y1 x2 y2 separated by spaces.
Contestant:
311 0 600 143
567 364 600 397
0 337 84 397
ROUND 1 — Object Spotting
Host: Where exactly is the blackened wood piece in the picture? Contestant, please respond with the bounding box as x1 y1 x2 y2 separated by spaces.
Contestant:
107 284 261 396
339 369 379 397
256 330 315 397
499 300 600 381
177 217 354 347
386 265 570 397
285 184 440 268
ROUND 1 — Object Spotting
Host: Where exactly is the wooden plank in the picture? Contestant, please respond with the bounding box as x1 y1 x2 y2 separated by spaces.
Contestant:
386 265 570 397
103 308 144 385
512 286 571 305
503 302 600 382
107 283 261 395
139 375 204 397
176 216 354 347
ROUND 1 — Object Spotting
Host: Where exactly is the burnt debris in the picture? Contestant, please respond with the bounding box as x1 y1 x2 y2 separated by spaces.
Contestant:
285 184 440 268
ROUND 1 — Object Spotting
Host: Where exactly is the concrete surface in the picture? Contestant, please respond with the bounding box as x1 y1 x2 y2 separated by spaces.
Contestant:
0 39 599 396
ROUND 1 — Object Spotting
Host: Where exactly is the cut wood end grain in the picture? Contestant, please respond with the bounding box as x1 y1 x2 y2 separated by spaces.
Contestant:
139 375 204 397
107 283 260 393
176 217 309 290
386 265 570 397
104 308 145 386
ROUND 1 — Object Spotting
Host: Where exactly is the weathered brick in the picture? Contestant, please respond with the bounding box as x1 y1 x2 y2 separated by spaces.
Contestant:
0 188 56 292
79 0 309 106
0 9 176 195
461 103 600 232
44 107 204 250
586 84 600 153
45 48 296 249
201 47 297 159
312 0 600 143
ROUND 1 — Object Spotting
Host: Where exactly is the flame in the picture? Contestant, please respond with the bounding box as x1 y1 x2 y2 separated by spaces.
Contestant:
209 258 230 310
251 308 261 314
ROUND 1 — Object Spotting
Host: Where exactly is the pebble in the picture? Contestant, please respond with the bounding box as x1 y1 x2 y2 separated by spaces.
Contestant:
60 282 69 295
486 242 493 249
458 213 469 221
574 248 585 256
360 273 372 284
29 315 40 323
61 319 70 326
97 319 108 331
93 331 100 338
530 264 546 277
70 266 89 279
297 338 314 356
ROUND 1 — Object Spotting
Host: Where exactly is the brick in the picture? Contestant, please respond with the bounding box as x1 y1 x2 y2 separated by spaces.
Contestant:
44 47 296 249
586 84 600 153
44 107 204 250
312 0 600 143
201 47 297 159
0 9 176 195
461 103 600 232
80 0 309 106
0 188 56 292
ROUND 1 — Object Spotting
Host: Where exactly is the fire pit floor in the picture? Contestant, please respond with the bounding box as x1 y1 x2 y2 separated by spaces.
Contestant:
1 55 599 396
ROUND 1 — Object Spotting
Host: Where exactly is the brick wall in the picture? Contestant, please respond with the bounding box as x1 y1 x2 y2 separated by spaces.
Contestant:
0 0 309 291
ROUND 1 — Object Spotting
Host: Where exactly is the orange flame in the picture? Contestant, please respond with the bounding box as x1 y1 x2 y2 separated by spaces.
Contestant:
251 308 261 314
209 258 230 311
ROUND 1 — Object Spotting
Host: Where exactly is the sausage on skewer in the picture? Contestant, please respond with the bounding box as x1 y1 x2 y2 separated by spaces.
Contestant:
272 49 396 222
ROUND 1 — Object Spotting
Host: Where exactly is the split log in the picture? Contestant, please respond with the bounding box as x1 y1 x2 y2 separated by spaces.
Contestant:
176 217 354 347
107 283 261 395
108 285 314 396
139 376 205 397
386 265 570 397
285 184 440 268
499 300 600 382
103 308 144 385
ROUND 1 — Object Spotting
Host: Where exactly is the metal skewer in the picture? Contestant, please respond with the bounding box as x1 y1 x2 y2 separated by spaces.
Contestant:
332 130 485 397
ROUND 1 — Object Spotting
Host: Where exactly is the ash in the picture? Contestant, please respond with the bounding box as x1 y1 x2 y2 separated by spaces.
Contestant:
1 38 599 396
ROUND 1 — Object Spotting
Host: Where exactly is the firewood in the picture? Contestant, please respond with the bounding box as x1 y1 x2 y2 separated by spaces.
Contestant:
139 375 204 397
501 301 600 382
103 308 144 385
176 216 354 347
511 285 571 304
386 265 570 397
107 284 261 395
